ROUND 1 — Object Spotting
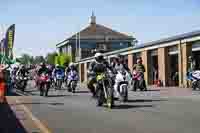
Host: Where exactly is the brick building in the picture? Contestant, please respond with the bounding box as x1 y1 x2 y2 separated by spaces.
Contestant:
56 13 136 62
77 30 200 88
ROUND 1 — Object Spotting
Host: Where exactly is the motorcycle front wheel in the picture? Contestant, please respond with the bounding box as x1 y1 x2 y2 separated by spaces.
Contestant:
21 81 27 92
45 83 50 97
71 81 76 93
121 85 128 102
106 87 114 109
96 88 104 107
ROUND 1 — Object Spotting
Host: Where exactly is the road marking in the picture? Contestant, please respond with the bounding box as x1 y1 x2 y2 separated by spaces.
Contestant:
15 98 52 133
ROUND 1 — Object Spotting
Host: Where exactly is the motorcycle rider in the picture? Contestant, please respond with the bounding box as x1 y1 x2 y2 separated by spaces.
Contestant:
188 56 196 71
11 65 19 88
65 62 78 88
110 54 132 98
37 63 49 76
52 64 64 87
16 65 29 77
132 57 147 91
87 52 111 98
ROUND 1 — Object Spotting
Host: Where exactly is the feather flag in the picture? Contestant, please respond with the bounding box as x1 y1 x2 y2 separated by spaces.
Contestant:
4 24 15 59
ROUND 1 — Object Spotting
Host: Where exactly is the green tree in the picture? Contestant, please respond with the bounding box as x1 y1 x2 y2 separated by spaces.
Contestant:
55 54 71 67
17 53 33 64
34 56 45 64
46 52 57 65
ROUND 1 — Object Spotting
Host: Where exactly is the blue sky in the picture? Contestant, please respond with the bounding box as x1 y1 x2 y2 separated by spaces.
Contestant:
0 0 200 57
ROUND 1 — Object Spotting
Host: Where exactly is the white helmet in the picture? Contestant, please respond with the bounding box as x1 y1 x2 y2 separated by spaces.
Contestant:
94 53 103 58
69 62 74 67
94 52 104 61
56 64 59 67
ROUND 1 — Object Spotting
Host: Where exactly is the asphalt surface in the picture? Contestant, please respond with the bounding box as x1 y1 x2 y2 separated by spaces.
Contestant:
6 81 200 133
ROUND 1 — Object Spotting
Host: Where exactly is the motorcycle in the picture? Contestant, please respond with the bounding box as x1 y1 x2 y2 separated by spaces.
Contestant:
187 70 200 90
55 72 65 90
96 70 114 109
39 73 51 96
67 70 79 93
16 75 29 92
132 70 147 91
114 69 129 102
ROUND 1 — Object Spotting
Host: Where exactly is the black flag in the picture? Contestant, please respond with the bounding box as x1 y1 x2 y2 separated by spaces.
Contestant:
4 24 15 58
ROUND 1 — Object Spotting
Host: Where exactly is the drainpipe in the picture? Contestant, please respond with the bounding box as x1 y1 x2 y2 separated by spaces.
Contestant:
178 40 183 87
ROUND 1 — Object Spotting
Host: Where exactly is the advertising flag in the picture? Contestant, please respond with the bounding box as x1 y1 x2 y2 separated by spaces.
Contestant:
4 24 15 58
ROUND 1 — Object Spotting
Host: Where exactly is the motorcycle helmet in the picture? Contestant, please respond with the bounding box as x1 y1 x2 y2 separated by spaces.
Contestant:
94 52 104 62
69 62 75 67
137 57 142 64
56 64 59 68
40 62 46 67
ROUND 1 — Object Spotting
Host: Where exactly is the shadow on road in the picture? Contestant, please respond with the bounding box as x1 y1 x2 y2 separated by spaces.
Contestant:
0 101 27 133
146 89 161 92
113 104 154 109
127 99 167 103
47 94 71 98
10 102 64 106
75 90 90 93
24 89 38 93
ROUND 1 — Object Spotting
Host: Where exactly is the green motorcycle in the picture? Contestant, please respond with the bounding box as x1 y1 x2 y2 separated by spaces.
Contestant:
96 71 114 109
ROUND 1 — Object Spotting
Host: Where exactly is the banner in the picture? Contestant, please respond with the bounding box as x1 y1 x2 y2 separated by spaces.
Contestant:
4 24 15 58
5 24 15 49
0 39 5 54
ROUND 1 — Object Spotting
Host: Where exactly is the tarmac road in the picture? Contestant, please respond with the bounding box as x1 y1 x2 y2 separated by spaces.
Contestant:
8 81 200 133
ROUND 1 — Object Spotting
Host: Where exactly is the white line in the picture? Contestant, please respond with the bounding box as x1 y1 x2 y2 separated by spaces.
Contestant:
15 99 52 133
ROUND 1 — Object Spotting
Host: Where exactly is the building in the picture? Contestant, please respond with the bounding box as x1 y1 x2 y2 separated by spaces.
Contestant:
76 30 200 87
56 13 136 62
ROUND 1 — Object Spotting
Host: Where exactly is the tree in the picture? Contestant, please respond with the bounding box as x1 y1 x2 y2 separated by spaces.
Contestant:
34 56 45 64
17 53 33 64
46 52 57 65
55 53 71 67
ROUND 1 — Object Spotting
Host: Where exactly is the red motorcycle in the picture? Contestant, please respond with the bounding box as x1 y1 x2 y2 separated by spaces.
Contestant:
132 70 147 91
38 73 51 96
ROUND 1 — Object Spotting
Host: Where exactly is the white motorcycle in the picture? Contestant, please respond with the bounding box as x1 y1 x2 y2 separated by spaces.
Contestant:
187 70 200 90
114 69 130 102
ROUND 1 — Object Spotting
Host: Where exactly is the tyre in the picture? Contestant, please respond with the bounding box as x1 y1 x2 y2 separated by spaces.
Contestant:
71 81 76 93
107 86 114 109
21 81 26 92
132 80 137 91
45 83 50 97
57 80 62 90
96 88 104 107
124 86 128 102
40 84 44 96
192 81 197 90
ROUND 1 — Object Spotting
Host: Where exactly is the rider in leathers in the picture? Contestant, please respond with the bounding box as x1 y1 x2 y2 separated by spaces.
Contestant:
110 54 132 97
87 53 111 98
65 62 78 88
16 65 29 77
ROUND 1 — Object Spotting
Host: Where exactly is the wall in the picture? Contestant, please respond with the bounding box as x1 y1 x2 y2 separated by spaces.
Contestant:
76 37 200 88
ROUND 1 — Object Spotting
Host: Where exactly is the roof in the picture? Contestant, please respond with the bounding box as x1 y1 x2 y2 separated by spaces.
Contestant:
76 29 200 63
56 23 134 46
69 24 133 40
135 30 200 49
